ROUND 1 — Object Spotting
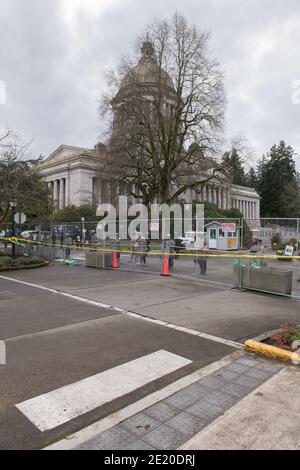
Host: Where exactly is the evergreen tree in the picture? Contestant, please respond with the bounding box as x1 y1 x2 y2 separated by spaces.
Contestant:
255 141 299 217
222 148 247 186
246 167 257 188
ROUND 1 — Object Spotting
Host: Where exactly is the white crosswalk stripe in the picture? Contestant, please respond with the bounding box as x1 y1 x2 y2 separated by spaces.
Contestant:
16 350 192 431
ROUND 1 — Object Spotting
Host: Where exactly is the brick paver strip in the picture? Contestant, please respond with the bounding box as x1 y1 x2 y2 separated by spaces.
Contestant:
76 356 283 450
144 402 180 422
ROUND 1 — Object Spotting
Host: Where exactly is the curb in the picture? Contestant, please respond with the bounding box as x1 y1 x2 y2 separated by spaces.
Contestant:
245 339 300 364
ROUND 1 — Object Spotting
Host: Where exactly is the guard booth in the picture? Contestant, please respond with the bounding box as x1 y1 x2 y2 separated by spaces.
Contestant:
205 221 239 250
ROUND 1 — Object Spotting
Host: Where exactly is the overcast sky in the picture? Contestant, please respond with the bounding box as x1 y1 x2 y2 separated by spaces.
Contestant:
1 0 300 169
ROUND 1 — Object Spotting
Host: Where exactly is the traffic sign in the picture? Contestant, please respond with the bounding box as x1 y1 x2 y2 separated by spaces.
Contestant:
14 212 26 225
221 223 236 232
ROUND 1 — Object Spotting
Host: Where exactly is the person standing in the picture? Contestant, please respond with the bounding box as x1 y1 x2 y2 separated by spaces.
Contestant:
64 232 73 259
140 239 149 266
168 239 176 270
134 238 140 264
197 241 209 275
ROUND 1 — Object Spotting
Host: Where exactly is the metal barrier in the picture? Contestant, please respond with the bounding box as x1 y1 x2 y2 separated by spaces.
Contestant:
240 218 300 298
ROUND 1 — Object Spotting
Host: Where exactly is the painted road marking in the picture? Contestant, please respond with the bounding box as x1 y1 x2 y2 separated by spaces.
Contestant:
45 350 243 450
16 350 191 431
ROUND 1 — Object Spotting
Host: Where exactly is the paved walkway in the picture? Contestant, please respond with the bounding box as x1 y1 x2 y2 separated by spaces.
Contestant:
182 365 300 450
75 354 283 450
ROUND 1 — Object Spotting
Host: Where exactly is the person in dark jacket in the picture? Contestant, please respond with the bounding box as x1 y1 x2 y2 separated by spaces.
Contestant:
196 241 209 274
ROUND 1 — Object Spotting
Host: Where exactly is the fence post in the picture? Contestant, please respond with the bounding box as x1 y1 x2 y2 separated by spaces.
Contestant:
239 217 243 289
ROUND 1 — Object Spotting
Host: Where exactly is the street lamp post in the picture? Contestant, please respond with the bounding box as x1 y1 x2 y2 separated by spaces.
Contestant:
9 197 18 259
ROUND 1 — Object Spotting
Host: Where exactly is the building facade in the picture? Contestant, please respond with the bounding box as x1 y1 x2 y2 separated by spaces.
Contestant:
37 42 260 219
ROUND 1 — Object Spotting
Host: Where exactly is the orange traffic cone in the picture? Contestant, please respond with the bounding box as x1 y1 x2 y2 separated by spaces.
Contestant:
112 250 119 269
160 255 170 276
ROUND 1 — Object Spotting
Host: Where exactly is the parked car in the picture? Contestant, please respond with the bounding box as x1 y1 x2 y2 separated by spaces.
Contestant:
177 231 207 249
21 230 39 240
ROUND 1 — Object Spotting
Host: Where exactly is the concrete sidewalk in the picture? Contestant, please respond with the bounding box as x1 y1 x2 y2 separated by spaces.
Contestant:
182 364 300 450
71 354 286 450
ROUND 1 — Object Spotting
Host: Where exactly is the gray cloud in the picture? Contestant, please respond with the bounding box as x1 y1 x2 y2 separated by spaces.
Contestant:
0 0 299 168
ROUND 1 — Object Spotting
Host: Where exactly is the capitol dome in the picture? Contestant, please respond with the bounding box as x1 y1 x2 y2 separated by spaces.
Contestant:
119 41 175 91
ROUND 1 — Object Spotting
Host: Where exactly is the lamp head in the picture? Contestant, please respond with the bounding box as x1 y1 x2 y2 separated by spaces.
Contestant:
9 197 18 208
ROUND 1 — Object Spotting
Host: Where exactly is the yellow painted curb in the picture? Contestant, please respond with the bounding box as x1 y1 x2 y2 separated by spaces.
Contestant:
245 339 300 363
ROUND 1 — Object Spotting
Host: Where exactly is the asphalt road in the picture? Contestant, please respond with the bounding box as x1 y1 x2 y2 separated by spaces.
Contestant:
1 262 300 449
0 275 234 450
4 264 300 341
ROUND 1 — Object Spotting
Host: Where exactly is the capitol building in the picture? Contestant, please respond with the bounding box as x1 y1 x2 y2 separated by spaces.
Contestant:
37 42 260 220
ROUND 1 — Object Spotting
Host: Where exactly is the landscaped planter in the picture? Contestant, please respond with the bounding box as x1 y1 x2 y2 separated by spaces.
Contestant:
0 261 49 271
245 325 300 363
233 264 293 295
85 251 113 268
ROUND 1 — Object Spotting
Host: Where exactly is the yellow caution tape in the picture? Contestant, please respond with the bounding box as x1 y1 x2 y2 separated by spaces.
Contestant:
0 236 300 259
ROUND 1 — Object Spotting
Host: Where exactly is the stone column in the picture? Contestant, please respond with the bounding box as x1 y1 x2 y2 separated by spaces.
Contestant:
213 186 216 206
65 176 69 207
54 180 59 209
208 185 212 203
217 187 222 209
215 187 218 206
222 188 227 210
226 188 230 209
256 200 260 219
200 185 204 202
59 179 65 209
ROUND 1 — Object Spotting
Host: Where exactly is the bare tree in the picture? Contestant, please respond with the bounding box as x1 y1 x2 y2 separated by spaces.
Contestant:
99 12 226 206
0 131 51 223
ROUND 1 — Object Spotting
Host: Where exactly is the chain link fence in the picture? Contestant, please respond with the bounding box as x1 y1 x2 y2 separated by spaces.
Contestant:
1 217 299 297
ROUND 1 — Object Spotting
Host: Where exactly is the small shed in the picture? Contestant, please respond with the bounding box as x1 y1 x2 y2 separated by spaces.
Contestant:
205 221 239 251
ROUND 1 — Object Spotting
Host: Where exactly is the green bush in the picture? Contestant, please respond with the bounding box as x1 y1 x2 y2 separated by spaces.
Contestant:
17 256 43 265
271 233 282 249
281 325 300 346
288 238 297 247
0 256 17 266
0 256 45 268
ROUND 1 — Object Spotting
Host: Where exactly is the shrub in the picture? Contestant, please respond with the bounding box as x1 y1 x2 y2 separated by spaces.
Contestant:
0 256 45 268
281 324 300 346
271 233 282 250
17 256 43 265
288 238 298 248
270 324 300 350
0 256 17 266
